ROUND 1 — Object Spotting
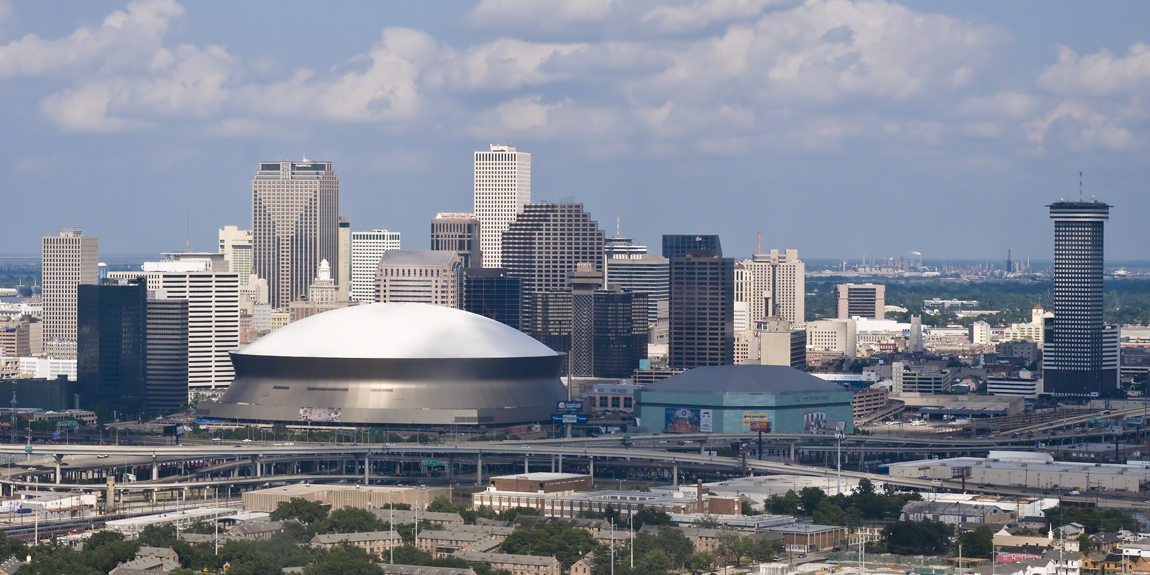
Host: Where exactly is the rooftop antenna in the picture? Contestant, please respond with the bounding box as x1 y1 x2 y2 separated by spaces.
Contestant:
757 232 762 255
616 215 620 237
186 208 190 253
1079 171 1083 200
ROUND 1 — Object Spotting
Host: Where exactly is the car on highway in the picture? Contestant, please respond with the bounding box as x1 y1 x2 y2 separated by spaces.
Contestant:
798 554 807 558
242 439 252 443
211 437 221 441
96 454 109 459
1067 490 1081 496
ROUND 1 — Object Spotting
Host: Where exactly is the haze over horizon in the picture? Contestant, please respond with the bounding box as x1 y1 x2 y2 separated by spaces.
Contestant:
3 0 1149 259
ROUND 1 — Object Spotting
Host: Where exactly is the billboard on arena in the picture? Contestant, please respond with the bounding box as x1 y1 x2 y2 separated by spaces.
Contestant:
665 408 712 433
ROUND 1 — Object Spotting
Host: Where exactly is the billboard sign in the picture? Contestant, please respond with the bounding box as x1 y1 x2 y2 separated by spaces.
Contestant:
299 407 341 422
557 401 584 413
803 411 827 434
665 408 713 433
552 414 588 424
742 413 769 430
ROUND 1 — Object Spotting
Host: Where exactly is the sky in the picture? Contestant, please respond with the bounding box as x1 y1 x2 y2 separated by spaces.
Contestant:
2 0 1149 262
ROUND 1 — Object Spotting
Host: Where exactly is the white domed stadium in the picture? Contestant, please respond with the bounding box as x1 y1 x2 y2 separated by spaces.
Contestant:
197 303 567 426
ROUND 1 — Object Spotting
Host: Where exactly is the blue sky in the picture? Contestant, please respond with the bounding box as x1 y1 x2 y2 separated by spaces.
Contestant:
3 0 1149 261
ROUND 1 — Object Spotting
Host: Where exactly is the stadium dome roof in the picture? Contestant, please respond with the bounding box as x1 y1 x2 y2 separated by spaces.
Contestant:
238 303 558 359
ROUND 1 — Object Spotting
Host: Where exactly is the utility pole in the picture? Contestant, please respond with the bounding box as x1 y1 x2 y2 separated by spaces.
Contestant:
835 431 844 495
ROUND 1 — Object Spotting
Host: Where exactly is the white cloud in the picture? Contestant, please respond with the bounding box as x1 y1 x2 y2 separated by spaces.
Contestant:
469 0 622 31
1023 101 1135 152
12 0 1141 156
0 0 182 77
1038 43 1150 96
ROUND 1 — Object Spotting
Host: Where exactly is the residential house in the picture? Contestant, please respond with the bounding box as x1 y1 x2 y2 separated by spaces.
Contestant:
379 565 478 575
570 553 595 575
372 509 465 527
417 531 498 558
452 552 562 575
1088 533 1122 554
311 531 401 558
0 557 26 575
108 555 180 575
438 524 515 544
227 520 285 540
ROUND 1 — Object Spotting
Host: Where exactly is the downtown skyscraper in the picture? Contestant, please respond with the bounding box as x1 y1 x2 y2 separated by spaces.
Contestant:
252 160 340 309
42 229 99 345
666 235 733 369
474 145 530 268
1045 200 1118 396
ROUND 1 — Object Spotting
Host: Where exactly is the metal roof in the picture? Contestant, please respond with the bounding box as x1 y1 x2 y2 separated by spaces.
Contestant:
644 365 846 395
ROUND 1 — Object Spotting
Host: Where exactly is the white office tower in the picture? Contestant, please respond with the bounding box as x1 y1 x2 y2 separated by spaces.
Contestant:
252 160 340 309
337 216 351 302
109 256 239 397
41 229 98 346
736 249 805 326
350 230 401 302
474 144 531 268
218 226 254 276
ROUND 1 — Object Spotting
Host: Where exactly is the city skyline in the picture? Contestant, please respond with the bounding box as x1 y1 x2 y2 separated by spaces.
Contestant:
2 1 1149 260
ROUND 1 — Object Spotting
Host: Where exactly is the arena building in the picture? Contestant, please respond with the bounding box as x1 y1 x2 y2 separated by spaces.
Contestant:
636 365 855 434
197 303 567 426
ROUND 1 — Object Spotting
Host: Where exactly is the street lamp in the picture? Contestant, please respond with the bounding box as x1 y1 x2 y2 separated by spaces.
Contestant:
835 431 845 495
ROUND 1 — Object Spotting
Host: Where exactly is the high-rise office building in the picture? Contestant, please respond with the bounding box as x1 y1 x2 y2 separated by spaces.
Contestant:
667 241 734 369
605 234 647 259
42 229 99 345
502 202 605 294
351 229 401 303
431 213 482 268
662 234 721 259
1045 200 1116 396
587 289 649 379
77 279 147 414
145 293 189 414
109 256 239 396
252 160 339 309
606 254 669 327
375 250 464 307
736 249 805 325
338 216 351 302
462 268 522 331
218 226 254 276
836 283 885 320
474 144 530 268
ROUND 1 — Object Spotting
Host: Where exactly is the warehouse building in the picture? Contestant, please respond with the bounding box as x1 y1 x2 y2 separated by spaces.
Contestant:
636 365 855 434
886 451 1150 493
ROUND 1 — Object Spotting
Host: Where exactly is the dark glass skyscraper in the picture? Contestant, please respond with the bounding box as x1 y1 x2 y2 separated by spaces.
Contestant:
77 279 147 414
667 240 734 369
146 297 189 414
462 268 522 330
1045 200 1115 396
663 235 722 259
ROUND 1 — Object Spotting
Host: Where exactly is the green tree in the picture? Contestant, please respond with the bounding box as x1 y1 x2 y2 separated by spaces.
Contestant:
813 499 847 526
798 487 826 515
687 552 714 573
631 508 672 530
881 520 953 556
320 507 384 534
500 521 598 568
767 490 801 515
427 497 459 513
271 497 330 525
957 527 994 559
304 545 385 575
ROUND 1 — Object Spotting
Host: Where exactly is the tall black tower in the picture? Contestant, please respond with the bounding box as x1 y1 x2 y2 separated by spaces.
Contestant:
665 237 733 370
1045 200 1114 396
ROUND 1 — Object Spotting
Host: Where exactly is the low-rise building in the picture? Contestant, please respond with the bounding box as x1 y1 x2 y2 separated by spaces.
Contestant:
243 483 451 512
888 452 1150 493
585 384 638 415
380 566 476 575
451 552 561 575
900 501 1013 525
416 531 498 558
768 524 847 551
311 531 400 558
474 475 741 518
227 520 285 540
851 386 889 419
371 509 464 527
